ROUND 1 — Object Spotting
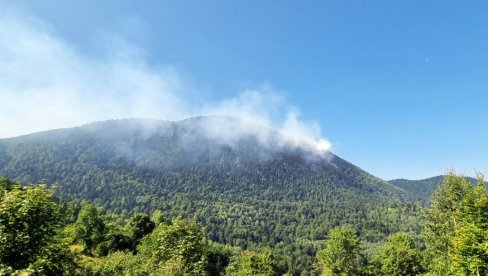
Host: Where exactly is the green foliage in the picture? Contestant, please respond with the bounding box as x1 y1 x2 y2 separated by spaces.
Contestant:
69 203 136 257
0 176 13 192
73 204 107 256
127 212 155 250
0 118 424 272
449 175 488 275
205 241 241 276
93 225 132 257
0 179 75 274
0 183 61 268
27 242 77 275
151 209 169 226
137 217 207 274
69 171 486 275
225 248 278 276
1 168 487 276
80 251 138 276
317 226 363 276
3 120 487 274
373 232 423 276
423 172 488 275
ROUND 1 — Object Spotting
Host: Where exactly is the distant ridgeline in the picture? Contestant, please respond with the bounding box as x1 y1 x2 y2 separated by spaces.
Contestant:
389 175 486 204
0 116 428 271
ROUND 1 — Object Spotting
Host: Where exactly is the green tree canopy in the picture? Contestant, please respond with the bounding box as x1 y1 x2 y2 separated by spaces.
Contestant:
423 172 472 275
317 225 363 276
137 217 207 274
0 179 75 274
225 248 278 276
73 203 107 256
0 183 61 268
449 175 488 275
128 212 155 248
374 232 423 276
423 172 488 275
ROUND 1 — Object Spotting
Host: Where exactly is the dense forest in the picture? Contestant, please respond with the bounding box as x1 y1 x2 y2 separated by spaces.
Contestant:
0 118 426 271
1 172 486 275
0 118 486 274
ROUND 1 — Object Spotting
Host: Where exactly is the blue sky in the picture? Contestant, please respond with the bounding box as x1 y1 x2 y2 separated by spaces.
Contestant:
2 1 488 179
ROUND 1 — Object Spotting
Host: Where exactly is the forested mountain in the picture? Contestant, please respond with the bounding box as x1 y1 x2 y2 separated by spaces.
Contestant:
389 177 445 204
0 116 423 271
389 175 483 204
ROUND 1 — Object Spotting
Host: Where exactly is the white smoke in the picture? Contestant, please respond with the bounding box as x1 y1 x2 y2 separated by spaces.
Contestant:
0 3 331 156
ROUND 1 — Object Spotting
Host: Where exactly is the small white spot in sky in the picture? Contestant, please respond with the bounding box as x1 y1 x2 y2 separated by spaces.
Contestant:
425 58 430 63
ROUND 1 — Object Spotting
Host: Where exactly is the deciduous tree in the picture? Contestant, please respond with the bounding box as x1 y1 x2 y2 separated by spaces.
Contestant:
374 232 423 275
317 225 363 276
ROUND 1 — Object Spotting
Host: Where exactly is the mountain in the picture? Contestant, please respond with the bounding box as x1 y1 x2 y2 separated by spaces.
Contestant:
389 175 483 204
389 177 444 204
0 116 422 270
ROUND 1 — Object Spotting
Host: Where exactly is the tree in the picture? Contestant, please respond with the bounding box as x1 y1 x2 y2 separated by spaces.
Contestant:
137 217 207 274
73 203 106 255
317 226 363 276
0 183 61 268
374 232 423 275
128 212 155 250
205 241 236 276
423 172 488 275
94 223 132 256
423 172 472 275
0 179 75 274
225 248 278 276
449 175 488 275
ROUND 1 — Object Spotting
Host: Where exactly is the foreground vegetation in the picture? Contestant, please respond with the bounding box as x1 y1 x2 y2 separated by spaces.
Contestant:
0 171 486 275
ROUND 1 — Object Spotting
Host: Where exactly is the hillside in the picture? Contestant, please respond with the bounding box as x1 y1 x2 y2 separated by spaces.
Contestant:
389 175 483 204
0 116 422 270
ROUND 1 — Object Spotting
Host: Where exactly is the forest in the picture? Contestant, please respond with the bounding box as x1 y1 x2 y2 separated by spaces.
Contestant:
1 172 486 275
0 118 428 271
2 0 487 274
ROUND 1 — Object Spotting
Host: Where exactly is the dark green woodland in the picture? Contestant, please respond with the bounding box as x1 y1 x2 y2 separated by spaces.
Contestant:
0 117 486 275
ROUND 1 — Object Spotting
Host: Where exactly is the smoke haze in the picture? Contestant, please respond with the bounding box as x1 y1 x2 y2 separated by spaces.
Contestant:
0 3 331 156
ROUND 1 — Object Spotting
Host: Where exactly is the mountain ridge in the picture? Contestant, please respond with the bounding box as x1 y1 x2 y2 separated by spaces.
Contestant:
0 116 423 269
0 116 406 196
389 175 484 204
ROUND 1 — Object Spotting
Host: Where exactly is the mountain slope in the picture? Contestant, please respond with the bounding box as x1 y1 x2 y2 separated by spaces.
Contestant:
389 176 444 204
389 175 483 204
0 117 422 270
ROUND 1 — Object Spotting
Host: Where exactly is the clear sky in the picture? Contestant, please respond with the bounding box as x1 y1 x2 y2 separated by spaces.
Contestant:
2 1 488 179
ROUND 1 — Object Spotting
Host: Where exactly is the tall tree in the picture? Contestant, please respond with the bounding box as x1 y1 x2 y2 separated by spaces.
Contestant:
423 172 472 275
449 175 488 275
317 225 363 276
423 172 488 275
73 203 106 255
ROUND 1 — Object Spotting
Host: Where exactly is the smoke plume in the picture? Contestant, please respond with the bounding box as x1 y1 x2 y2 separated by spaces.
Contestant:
0 3 331 156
